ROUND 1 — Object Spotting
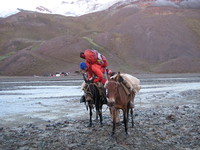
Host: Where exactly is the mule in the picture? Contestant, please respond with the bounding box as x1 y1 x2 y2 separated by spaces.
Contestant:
82 74 103 127
105 72 135 135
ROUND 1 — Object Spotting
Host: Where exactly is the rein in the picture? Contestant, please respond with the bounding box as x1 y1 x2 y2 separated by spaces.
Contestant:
84 84 93 97
92 105 109 113
84 83 98 104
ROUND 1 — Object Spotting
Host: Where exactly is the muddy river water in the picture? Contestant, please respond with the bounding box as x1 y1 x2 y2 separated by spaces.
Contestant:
0 74 199 126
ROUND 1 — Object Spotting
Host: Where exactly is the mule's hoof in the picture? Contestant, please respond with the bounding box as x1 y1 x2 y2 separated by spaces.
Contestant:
126 132 129 135
116 122 121 126
111 132 115 137
87 124 93 127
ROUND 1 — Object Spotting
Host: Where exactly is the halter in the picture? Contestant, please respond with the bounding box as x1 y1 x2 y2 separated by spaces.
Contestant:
84 83 93 97
83 82 99 103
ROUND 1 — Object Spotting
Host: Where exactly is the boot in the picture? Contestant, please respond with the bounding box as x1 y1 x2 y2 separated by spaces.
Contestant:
80 95 86 103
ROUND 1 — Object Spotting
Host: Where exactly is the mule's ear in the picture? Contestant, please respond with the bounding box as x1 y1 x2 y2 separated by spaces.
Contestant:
117 72 124 83
82 73 88 83
107 74 111 81
90 76 95 83
116 72 120 81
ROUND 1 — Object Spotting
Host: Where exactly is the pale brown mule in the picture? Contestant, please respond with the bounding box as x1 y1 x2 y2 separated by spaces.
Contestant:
105 72 135 135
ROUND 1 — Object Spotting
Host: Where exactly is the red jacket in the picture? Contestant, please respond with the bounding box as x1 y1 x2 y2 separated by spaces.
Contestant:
87 64 106 84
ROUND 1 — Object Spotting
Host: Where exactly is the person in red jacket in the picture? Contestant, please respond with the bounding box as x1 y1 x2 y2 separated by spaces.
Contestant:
80 49 108 78
80 49 109 104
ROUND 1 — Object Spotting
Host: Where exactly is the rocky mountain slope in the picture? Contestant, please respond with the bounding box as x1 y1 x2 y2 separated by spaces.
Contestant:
0 3 200 76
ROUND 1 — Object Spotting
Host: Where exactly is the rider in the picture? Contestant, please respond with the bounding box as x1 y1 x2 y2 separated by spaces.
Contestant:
80 62 107 104
80 49 108 100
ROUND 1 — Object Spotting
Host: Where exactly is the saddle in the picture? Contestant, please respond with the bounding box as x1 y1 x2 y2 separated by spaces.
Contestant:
118 76 133 95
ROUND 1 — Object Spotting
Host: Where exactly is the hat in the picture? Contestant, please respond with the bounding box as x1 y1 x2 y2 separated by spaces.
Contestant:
80 62 87 70
80 52 85 59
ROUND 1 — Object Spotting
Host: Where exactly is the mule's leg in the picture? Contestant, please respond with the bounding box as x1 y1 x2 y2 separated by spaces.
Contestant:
89 106 93 127
127 106 130 123
96 111 98 120
116 109 120 124
111 108 116 135
123 109 128 134
97 110 103 125
99 106 103 125
130 108 134 127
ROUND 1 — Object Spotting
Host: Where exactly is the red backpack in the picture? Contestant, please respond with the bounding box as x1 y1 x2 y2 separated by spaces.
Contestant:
84 49 108 67
84 49 98 64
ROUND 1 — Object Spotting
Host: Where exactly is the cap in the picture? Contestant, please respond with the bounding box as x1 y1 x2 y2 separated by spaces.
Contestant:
80 62 87 70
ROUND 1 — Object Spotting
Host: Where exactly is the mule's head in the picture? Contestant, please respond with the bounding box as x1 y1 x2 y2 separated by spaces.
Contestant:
83 83 94 102
105 80 120 107
82 73 96 102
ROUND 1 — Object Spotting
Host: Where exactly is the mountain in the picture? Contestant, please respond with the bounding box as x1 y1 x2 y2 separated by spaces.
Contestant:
0 1 200 76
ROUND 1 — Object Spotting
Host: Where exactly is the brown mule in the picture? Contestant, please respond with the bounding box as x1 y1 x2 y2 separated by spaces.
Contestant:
105 72 135 135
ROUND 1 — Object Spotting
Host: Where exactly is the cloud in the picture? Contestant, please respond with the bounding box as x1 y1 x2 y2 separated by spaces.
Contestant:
180 0 200 8
153 0 179 7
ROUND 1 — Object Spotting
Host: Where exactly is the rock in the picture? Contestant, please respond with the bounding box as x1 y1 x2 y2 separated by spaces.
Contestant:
175 106 179 109
166 114 175 120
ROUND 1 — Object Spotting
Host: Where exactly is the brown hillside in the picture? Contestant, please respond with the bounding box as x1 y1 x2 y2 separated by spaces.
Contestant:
0 5 200 76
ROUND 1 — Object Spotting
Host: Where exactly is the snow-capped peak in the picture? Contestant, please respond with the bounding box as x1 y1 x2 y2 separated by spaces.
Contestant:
0 0 124 18
0 0 200 18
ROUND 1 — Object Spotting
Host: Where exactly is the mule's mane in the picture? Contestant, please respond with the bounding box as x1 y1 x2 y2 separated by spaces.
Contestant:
107 80 119 87
104 78 117 87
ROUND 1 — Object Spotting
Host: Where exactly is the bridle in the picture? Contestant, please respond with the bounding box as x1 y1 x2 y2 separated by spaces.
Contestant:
106 80 119 107
84 83 93 98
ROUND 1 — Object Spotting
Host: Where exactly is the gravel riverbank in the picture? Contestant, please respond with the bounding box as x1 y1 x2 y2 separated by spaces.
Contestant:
0 74 199 150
